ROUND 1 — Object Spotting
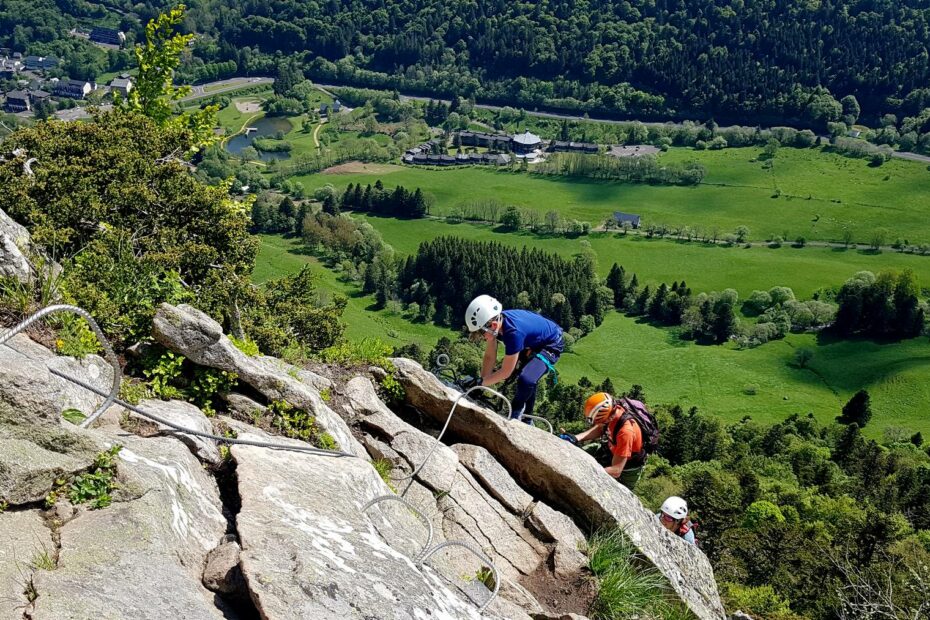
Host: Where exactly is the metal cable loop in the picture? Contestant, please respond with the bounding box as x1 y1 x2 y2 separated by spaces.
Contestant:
519 414 554 434
362 494 434 564
47 367 357 457
0 304 121 428
418 540 501 614
397 385 511 497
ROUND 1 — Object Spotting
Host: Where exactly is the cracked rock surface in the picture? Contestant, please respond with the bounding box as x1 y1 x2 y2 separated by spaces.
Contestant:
225 419 507 620
30 434 227 620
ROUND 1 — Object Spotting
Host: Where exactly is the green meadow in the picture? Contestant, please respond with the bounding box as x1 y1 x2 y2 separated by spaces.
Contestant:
350 215 930 299
294 146 930 246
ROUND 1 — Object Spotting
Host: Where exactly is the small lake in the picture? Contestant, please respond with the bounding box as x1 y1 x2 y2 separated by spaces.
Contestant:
225 116 293 161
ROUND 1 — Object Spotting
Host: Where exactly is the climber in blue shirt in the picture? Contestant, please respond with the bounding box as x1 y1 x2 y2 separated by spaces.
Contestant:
464 295 564 423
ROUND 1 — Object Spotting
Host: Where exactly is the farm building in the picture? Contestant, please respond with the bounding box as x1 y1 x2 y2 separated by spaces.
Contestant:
613 212 642 229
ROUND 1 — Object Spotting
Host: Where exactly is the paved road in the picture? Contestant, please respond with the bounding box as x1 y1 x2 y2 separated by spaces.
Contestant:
180 77 274 102
54 104 112 122
892 151 930 164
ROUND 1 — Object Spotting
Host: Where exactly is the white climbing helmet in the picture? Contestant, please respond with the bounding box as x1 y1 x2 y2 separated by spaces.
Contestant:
660 496 688 520
465 295 502 332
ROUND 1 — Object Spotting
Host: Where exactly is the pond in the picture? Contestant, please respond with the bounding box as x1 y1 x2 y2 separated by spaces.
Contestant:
225 116 293 161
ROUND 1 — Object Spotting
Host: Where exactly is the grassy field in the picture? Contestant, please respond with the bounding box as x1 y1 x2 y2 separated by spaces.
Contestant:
293 147 930 246
565 313 930 435
254 234 930 436
253 234 452 348
350 215 930 299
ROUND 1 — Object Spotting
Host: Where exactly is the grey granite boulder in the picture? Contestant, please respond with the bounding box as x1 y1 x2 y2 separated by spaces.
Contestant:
0 509 53 618
0 335 113 505
131 398 220 465
453 443 533 515
0 207 32 282
224 419 506 620
153 303 364 458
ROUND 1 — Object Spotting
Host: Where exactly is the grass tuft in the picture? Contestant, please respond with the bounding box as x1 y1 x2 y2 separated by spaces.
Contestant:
587 528 697 620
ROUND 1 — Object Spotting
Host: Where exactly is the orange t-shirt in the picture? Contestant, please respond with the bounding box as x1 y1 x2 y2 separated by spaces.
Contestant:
607 413 642 460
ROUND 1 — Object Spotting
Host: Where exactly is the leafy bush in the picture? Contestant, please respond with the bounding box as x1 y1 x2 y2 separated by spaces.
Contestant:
244 267 347 357
55 315 101 359
720 583 795 619
265 399 335 449
47 446 122 510
142 349 186 400
0 111 258 349
229 335 260 357
187 367 238 416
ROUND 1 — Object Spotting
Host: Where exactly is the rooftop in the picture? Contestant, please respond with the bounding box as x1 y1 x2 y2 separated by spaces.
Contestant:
512 130 542 145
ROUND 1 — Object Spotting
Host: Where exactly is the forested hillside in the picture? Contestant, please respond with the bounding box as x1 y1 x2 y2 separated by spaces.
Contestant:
9 0 930 127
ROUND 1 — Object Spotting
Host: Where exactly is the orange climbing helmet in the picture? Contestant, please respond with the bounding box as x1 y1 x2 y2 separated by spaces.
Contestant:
584 392 616 426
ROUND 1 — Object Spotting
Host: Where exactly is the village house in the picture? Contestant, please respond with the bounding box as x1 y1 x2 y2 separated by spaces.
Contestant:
90 27 126 46
54 79 93 99
612 212 642 229
512 130 542 154
109 74 133 98
549 140 598 154
4 90 31 113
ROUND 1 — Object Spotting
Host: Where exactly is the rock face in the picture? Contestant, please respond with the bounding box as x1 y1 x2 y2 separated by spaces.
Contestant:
391 358 727 620
153 303 365 459
131 398 221 465
225 419 507 620
0 206 32 282
31 434 228 620
0 509 54 617
0 335 103 504
343 377 589 616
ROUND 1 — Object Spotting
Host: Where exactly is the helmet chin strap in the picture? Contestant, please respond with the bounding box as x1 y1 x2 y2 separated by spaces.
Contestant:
482 316 502 338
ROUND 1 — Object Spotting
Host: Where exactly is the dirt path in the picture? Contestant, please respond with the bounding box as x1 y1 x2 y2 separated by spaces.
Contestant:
312 118 327 147
321 162 402 175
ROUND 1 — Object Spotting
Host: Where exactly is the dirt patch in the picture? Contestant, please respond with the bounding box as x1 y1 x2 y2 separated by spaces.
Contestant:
235 100 261 113
321 161 402 175
521 561 598 616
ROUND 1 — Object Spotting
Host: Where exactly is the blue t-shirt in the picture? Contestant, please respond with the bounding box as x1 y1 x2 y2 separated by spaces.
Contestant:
500 309 563 356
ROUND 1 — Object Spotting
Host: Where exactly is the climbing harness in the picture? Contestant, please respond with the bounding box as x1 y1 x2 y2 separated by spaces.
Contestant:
535 352 558 385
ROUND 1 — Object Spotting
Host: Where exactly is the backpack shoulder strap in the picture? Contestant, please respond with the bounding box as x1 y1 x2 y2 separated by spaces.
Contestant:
610 408 631 446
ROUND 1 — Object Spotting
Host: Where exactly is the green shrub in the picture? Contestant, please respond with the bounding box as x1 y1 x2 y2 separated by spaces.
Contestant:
55 315 101 359
142 349 186 400
244 267 346 357
229 335 260 357
720 582 793 618
119 380 152 405
187 367 238 416
742 500 787 530
47 445 122 510
266 399 335 450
